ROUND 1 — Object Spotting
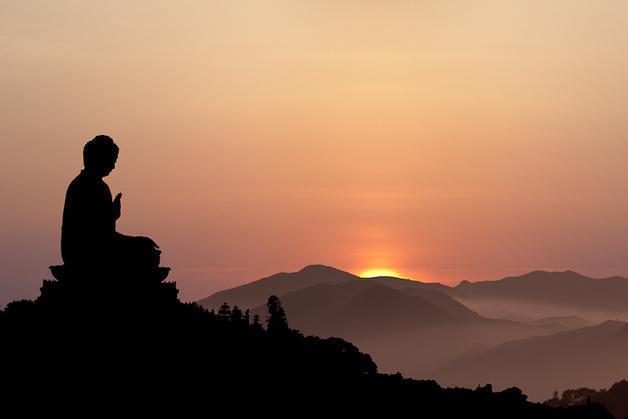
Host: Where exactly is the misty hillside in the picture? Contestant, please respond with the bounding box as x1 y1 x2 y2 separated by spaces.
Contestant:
530 316 593 331
400 287 483 320
435 320 628 402
247 279 562 377
249 280 479 337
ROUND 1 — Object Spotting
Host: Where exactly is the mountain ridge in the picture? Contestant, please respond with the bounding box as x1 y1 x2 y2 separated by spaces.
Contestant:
200 265 628 318
199 264 448 310
450 270 628 321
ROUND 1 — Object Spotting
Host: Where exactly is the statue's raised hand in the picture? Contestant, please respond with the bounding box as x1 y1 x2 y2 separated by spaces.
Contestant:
113 193 122 220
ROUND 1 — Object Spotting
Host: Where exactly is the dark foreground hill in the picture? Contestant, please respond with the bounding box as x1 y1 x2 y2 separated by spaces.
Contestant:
0 271 613 417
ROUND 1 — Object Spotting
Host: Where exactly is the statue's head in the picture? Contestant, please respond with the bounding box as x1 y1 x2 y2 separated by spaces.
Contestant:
83 135 119 177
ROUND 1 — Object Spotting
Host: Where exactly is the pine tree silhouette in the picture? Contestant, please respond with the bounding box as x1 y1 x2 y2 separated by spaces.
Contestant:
218 302 231 320
231 305 243 323
266 295 289 335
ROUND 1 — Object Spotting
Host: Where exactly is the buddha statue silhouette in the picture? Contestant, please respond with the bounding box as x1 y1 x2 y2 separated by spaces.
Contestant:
52 135 169 283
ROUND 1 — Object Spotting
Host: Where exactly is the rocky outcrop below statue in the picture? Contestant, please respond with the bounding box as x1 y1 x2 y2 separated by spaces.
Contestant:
42 263 177 308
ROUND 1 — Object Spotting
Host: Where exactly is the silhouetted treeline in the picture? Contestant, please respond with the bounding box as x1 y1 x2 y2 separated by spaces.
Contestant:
0 276 614 418
546 381 627 419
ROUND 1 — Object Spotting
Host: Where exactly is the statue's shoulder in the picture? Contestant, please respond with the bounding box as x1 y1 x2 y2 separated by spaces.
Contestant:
65 172 86 198
66 171 109 196
67 172 83 188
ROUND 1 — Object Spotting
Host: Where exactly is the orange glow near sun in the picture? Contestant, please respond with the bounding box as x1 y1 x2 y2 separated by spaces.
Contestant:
359 268 402 278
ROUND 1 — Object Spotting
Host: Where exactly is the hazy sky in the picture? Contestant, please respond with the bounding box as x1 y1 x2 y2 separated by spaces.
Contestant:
2 1 628 305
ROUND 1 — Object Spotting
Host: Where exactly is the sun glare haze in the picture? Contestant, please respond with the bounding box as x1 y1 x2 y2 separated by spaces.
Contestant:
360 268 403 278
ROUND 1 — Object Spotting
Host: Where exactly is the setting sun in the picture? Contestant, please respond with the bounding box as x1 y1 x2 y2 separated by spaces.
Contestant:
359 268 403 278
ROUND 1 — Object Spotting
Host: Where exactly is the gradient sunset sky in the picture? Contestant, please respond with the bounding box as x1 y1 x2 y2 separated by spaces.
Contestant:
2 1 628 305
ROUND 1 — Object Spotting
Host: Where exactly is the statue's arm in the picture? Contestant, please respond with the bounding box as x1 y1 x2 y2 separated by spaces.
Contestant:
113 231 131 240
112 193 122 221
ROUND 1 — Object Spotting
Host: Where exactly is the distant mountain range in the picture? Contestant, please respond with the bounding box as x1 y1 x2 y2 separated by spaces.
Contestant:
199 265 628 401
200 265 628 322
450 271 628 322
